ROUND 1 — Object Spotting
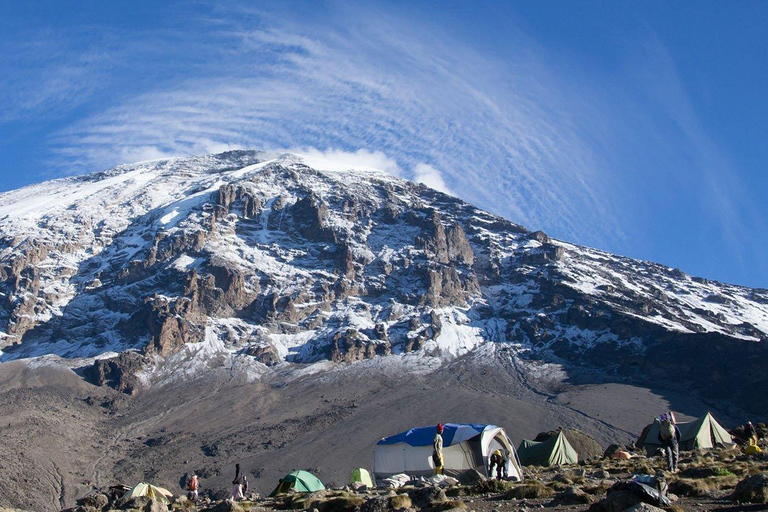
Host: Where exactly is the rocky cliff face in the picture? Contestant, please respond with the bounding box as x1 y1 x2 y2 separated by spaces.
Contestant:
1 150 766 411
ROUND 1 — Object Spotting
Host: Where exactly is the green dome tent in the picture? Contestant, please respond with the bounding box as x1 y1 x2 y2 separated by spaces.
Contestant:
350 467 374 488
637 411 734 456
269 470 325 496
517 430 579 466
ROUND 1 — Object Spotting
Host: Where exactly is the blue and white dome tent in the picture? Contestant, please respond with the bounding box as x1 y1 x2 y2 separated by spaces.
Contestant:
374 423 523 482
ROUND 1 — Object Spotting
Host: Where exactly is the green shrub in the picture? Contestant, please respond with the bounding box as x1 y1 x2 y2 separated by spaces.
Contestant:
713 467 733 477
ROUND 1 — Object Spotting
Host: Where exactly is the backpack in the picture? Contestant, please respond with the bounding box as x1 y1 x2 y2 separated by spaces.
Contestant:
660 419 675 441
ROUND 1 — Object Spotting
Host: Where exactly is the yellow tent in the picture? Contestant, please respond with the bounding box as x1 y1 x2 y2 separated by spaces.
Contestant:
122 483 173 504
350 468 374 487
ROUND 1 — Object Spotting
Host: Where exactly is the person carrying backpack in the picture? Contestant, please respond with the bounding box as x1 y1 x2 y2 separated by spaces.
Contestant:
187 474 200 502
657 413 681 472
231 463 247 501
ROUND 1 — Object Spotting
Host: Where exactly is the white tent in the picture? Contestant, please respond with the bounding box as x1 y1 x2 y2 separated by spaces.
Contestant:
374 423 523 482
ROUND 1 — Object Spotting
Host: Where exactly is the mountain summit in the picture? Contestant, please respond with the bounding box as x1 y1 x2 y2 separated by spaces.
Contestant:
0 150 766 408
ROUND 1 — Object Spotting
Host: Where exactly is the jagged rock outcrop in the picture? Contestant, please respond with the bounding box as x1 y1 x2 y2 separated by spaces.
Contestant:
82 351 148 394
1 150 767 413
127 296 205 357
329 329 391 362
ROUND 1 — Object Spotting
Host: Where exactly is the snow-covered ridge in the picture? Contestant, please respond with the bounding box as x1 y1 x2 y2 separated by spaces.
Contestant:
0 150 765 392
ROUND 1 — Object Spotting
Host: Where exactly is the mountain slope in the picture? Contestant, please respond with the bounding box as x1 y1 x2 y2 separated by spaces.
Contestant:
0 150 766 411
1 150 767 511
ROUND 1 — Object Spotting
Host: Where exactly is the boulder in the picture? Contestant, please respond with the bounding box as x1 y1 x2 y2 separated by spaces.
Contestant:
733 474 768 504
456 469 486 486
201 500 246 512
622 504 666 512
76 493 109 510
604 444 628 459
589 479 669 512
144 500 169 512
119 495 150 510
407 486 446 509
550 486 594 505
588 490 643 512
359 497 389 512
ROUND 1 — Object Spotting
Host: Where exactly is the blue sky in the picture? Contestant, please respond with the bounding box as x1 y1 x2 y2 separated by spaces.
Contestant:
1 1 767 288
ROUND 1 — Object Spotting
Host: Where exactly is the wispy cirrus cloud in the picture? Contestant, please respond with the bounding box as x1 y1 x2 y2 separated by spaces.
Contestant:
46 4 619 252
4 2 763 286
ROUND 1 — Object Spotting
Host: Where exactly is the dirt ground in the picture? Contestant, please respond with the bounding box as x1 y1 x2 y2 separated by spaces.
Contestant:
0 349 754 511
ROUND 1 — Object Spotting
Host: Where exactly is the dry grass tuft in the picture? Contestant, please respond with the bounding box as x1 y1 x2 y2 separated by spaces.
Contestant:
631 463 655 475
563 471 586 485
548 480 571 492
389 494 412 510
301 495 364 512
470 479 515 494
669 478 712 497
669 474 738 497
504 482 555 500
582 482 612 496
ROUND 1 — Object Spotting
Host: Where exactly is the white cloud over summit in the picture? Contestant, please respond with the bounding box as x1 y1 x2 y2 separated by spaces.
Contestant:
4 2 764 286
46 4 618 252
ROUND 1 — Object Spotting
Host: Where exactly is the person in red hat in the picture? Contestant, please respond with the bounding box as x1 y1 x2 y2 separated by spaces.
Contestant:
432 423 445 475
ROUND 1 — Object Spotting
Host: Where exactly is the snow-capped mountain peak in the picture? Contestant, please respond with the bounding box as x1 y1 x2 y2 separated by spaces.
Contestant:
1 150 766 411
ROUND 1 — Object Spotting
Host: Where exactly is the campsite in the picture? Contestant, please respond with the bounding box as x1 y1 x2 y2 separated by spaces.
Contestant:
55 415 768 512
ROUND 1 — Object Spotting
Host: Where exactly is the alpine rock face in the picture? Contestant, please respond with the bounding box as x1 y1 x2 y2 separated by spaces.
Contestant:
1 150 766 411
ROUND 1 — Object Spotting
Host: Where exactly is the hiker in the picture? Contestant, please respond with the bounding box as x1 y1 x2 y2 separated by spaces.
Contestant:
187 474 200 502
231 463 247 501
488 448 507 479
432 423 445 475
657 413 681 472
745 421 758 446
